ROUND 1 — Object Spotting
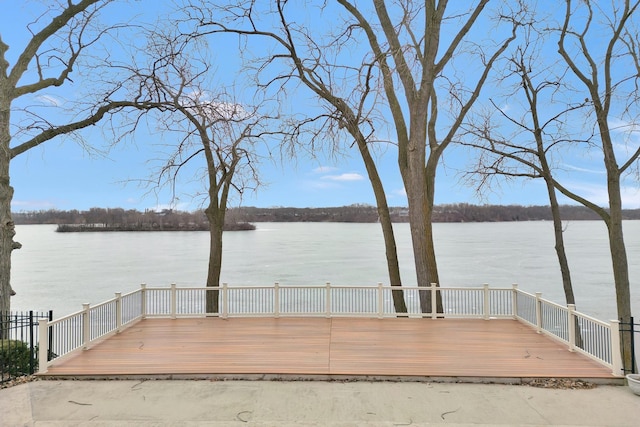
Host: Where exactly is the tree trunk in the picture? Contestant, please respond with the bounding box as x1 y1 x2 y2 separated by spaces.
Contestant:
204 206 224 314
352 131 407 314
546 185 575 304
545 179 583 348
0 176 13 316
606 180 635 372
401 133 443 315
0 69 16 315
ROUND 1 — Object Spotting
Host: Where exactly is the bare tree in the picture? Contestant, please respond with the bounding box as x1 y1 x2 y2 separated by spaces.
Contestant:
555 0 640 372
0 0 136 313
114 27 274 313
460 33 590 310
338 1 521 312
186 0 409 313
189 1 522 314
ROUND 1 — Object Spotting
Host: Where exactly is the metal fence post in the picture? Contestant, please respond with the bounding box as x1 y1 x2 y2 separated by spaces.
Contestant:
378 282 384 318
274 282 280 318
483 283 490 320
567 304 576 352
47 310 53 362
630 317 637 374
170 283 177 319
82 303 90 350
29 311 35 374
535 292 543 333
38 319 49 374
115 292 122 333
610 320 624 376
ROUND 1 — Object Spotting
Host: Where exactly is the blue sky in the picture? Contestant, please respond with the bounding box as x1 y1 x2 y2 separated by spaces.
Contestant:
4 1 640 212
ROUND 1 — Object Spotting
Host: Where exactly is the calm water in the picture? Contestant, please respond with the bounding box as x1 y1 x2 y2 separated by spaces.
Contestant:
10 221 640 320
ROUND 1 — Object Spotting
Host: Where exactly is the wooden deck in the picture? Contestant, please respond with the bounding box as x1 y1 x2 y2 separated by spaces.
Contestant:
41 317 620 382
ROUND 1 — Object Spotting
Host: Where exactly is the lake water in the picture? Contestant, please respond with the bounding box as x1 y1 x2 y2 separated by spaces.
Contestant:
9 221 640 321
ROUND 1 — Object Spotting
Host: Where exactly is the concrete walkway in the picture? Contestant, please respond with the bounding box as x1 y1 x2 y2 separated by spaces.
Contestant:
1 379 639 426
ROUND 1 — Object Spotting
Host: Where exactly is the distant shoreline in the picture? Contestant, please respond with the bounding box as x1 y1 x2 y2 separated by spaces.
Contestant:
12 203 640 227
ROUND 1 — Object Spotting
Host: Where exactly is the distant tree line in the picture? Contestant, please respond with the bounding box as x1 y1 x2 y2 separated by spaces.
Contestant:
12 204 640 227
14 208 210 231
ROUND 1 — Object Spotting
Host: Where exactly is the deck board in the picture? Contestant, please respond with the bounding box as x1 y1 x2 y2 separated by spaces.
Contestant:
42 317 618 380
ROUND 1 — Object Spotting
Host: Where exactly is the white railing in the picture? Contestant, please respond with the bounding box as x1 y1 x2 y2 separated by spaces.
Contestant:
513 289 622 375
38 283 623 376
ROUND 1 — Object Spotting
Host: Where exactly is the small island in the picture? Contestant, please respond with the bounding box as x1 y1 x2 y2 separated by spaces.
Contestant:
55 222 256 232
45 208 256 233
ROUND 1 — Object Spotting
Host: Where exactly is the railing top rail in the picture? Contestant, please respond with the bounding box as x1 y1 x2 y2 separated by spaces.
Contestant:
143 283 515 291
537 297 568 311
573 310 613 327
514 288 537 299
120 289 141 299
47 309 84 326
89 298 117 311
46 283 606 328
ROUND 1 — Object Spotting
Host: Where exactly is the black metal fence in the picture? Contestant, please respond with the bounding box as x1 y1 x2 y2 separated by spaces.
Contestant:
620 316 639 374
0 310 53 385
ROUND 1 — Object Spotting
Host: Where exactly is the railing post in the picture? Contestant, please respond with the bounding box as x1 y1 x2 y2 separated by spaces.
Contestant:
326 282 331 318
82 303 91 350
430 283 437 319
511 284 519 319
274 282 280 318
567 304 576 351
483 283 490 320
535 292 543 333
170 283 177 319
115 292 122 333
377 282 384 318
610 320 624 376
140 283 147 319
38 319 49 373
222 283 228 319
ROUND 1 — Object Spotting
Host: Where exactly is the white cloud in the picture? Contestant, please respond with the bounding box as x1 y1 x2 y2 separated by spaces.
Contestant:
36 95 62 107
321 173 364 182
609 118 640 133
312 166 337 174
310 181 338 189
562 164 605 174
11 199 58 210
561 182 640 209
390 187 407 198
